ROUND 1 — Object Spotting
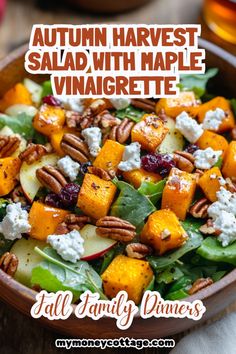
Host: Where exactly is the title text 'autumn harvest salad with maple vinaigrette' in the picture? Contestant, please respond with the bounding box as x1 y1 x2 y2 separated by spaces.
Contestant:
0 69 236 304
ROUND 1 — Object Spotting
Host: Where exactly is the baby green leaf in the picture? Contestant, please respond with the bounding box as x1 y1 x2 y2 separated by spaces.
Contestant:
179 68 218 97
111 179 156 229
197 237 236 266
138 179 166 204
115 105 145 122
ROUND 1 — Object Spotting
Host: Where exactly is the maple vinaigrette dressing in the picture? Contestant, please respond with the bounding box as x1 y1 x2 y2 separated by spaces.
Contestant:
203 0 236 44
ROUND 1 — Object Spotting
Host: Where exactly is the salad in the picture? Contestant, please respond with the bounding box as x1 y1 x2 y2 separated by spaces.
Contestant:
0 69 236 305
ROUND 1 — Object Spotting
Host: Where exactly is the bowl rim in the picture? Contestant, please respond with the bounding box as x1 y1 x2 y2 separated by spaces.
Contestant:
0 39 236 314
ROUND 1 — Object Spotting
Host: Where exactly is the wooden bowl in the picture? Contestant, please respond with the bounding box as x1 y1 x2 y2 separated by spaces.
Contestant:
0 40 236 338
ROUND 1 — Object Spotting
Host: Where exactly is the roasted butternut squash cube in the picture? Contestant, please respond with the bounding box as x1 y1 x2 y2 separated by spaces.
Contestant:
50 127 77 156
0 83 32 112
93 140 125 174
131 114 169 152
101 255 153 304
29 202 69 241
197 97 235 133
33 104 65 136
198 167 223 202
161 167 196 220
141 209 187 255
123 168 161 188
0 157 21 196
77 173 117 219
196 130 228 156
155 91 200 118
222 141 236 179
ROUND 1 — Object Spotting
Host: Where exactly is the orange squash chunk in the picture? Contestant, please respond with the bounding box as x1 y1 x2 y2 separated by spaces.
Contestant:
141 209 188 255
0 83 32 112
0 157 21 196
131 114 169 152
123 168 161 188
155 91 200 118
161 167 196 220
222 141 236 179
33 104 65 136
101 255 153 305
29 202 69 241
93 140 125 174
77 173 117 219
196 130 228 156
198 167 224 202
197 96 235 133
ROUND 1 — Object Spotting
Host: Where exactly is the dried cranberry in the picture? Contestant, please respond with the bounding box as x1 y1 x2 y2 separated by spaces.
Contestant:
45 193 61 208
59 183 80 208
42 95 61 107
80 161 92 175
184 144 199 154
141 153 176 177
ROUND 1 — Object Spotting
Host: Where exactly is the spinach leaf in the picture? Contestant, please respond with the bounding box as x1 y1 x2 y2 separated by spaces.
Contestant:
41 80 53 99
145 276 155 291
214 156 223 168
148 228 203 271
165 289 189 300
31 247 107 300
0 199 13 256
100 243 125 274
0 113 34 139
197 237 236 266
138 179 166 204
212 270 227 282
115 105 145 122
179 68 218 97
156 265 184 284
168 275 192 294
111 179 156 229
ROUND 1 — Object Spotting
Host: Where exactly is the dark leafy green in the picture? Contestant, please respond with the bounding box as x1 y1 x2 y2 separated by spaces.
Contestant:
165 289 189 300
0 199 13 256
115 105 145 123
168 275 192 294
231 99 236 116
31 247 107 301
41 80 53 99
138 179 166 204
111 179 156 230
0 112 47 144
148 225 203 271
197 237 236 266
214 156 223 168
179 68 218 97
100 243 125 274
156 265 184 284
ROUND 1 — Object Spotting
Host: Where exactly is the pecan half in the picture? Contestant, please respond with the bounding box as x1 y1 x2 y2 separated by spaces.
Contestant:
81 99 107 129
189 198 210 218
0 252 18 276
188 277 213 295
173 150 195 173
55 214 91 234
109 118 135 144
10 185 28 206
65 110 82 128
225 178 236 193
199 219 221 235
19 143 48 164
0 135 21 157
96 216 136 242
88 166 112 181
61 133 90 163
96 110 121 129
126 243 152 259
131 98 156 113
36 165 67 193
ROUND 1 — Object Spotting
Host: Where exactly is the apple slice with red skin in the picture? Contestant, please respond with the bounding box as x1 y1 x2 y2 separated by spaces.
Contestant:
20 153 59 203
80 224 117 261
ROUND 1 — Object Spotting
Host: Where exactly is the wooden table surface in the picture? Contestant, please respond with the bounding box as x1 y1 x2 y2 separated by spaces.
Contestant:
0 0 235 353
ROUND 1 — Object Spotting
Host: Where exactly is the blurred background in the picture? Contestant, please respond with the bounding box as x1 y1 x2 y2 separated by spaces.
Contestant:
0 0 235 60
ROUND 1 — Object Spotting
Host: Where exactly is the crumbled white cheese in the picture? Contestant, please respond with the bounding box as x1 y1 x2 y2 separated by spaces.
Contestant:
210 174 226 185
208 187 236 247
47 230 84 263
0 203 31 241
118 142 141 172
57 155 80 181
202 108 225 131
193 147 222 170
81 127 102 157
57 96 84 113
109 98 131 110
175 111 203 143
